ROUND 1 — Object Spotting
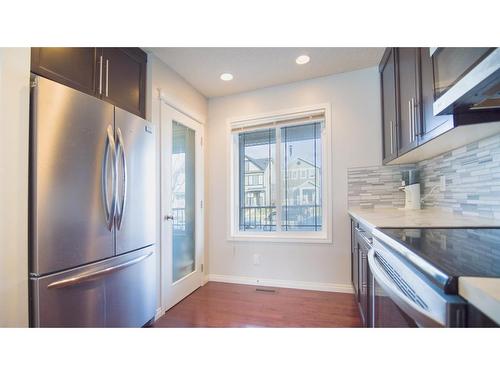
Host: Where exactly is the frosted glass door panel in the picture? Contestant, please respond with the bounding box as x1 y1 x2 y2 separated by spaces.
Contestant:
172 121 196 282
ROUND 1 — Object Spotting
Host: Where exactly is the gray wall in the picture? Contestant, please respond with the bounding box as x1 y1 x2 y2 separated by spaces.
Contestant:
348 132 500 219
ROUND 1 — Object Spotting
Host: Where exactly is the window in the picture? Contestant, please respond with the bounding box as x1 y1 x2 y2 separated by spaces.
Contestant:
281 122 322 231
229 105 331 241
238 129 276 231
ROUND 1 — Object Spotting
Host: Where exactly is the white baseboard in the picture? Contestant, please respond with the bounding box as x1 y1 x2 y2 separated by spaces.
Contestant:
202 273 209 285
154 306 166 321
207 274 353 294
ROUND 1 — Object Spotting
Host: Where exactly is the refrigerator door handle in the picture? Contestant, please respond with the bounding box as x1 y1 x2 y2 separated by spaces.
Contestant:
47 251 153 289
116 127 128 230
102 125 118 231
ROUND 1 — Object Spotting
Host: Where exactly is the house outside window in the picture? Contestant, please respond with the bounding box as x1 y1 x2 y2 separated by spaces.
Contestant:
229 104 332 242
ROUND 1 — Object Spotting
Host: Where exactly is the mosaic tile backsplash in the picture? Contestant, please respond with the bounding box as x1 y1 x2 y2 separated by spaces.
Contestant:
348 133 500 218
347 164 415 209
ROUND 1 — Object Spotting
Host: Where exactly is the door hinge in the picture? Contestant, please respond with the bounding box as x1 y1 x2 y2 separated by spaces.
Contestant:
200 136 203 147
200 200 203 209
201 264 204 272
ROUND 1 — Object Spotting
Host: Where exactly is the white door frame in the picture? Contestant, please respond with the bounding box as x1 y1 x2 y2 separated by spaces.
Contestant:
159 101 205 314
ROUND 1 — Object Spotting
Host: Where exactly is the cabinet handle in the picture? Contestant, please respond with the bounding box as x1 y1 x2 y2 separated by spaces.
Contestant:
413 99 420 139
389 120 394 154
413 99 416 141
408 100 413 142
105 59 109 97
99 55 103 95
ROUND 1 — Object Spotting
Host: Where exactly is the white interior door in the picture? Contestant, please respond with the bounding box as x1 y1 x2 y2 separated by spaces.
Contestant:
161 103 204 311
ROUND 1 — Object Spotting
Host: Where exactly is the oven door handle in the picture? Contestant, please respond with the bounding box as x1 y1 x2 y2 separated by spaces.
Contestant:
368 249 443 327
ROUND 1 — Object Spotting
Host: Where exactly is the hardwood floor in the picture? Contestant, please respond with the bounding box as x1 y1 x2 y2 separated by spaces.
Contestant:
153 282 362 328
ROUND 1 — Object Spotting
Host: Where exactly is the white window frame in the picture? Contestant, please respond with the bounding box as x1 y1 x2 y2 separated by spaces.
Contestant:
227 103 332 243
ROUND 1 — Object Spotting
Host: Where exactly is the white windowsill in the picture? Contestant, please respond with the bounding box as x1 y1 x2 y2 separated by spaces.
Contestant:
228 232 332 244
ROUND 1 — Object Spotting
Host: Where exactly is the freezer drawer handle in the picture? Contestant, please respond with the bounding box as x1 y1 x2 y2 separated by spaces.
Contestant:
47 251 153 289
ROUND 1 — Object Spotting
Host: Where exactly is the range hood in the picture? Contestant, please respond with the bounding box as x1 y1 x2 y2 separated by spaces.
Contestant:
433 48 500 116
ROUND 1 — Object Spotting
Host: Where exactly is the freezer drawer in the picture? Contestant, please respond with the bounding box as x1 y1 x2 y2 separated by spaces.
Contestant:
30 246 156 327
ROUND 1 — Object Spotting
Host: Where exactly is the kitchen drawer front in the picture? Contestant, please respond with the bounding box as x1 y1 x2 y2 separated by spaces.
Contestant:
30 247 156 327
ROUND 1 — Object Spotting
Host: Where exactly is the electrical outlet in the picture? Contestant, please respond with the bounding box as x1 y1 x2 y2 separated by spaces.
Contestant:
253 253 261 265
440 176 446 192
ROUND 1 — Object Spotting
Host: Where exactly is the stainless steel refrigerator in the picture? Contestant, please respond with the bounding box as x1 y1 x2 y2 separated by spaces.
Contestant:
29 75 156 327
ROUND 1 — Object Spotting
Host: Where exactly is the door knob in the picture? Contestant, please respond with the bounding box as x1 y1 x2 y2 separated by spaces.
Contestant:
164 214 174 221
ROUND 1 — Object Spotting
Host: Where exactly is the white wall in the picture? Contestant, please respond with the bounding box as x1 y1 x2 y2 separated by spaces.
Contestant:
206 67 381 290
148 54 208 311
0 48 30 326
149 54 208 125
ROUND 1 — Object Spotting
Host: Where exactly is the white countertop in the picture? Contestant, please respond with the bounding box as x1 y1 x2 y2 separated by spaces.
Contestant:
348 207 500 230
459 277 500 325
348 207 500 326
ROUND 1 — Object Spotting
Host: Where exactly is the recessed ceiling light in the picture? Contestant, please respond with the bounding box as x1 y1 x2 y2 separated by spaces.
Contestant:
220 73 233 81
296 55 310 65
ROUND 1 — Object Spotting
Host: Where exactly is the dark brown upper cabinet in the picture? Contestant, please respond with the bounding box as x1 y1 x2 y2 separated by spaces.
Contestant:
31 48 98 96
31 47 147 118
396 48 420 155
418 48 455 144
97 48 147 118
380 47 500 165
380 48 398 164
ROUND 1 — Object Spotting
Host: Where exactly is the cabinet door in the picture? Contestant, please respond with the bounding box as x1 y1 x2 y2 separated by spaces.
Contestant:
418 48 454 144
359 246 369 327
31 48 98 96
380 48 398 163
397 48 420 155
100 48 147 118
351 222 359 299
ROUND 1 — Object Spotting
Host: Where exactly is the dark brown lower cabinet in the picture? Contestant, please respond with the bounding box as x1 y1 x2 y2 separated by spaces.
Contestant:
351 220 359 298
351 219 371 327
467 304 499 327
357 232 370 327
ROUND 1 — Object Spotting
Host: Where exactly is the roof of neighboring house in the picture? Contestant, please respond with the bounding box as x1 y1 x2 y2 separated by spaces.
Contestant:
287 157 319 169
286 178 319 190
246 156 318 172
245 156 270 171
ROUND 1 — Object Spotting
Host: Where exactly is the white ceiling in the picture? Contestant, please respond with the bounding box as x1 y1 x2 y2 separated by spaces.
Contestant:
148 48 385 98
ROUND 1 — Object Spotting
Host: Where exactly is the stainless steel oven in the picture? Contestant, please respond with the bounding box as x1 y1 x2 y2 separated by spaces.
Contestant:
369 262 417 328
431 47 500 116
369 236 466 327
